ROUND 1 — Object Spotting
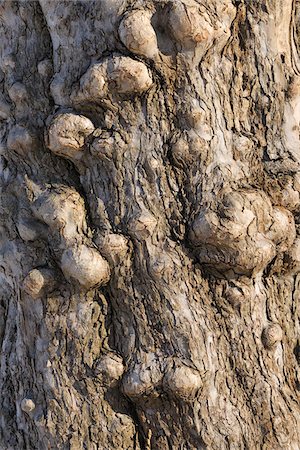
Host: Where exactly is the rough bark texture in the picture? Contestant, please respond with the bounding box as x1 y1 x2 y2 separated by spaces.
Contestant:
1 1 300 449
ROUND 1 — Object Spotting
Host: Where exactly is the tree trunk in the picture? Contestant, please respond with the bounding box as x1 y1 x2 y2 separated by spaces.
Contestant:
1 0 300 448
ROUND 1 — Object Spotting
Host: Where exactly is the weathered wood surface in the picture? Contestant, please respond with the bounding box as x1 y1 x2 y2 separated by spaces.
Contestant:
1 1 300 448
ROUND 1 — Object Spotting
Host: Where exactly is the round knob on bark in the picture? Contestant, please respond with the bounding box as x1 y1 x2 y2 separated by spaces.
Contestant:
122 371 152 398
267 207 296 252
47 113 95 161
97 233 129 260
284 238 300 274
7 125 37 155
188 190 287 275
74 63 107 104
169 3 214 49
119 10 158 59
21 398 35 413
17 216 45 242
128 211 157 239
170 137 190 167
1 53 16 72
164 365 202 400
22 268 54 299
224 287 244 308
8 82 28 103
61 245 110 289
122 361 162 398
32 186 86 240
108 57 153 95
150 253 173 278
262 323 283 349
37 58 52 77
94 354 125 387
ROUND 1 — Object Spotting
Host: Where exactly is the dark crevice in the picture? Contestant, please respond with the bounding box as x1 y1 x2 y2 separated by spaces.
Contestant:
125 400 146 450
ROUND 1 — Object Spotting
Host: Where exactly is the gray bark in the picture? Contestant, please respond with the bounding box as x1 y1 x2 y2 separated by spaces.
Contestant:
1 0 300 449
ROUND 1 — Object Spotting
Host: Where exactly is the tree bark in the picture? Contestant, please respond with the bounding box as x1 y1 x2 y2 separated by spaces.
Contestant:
1 0 300 448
